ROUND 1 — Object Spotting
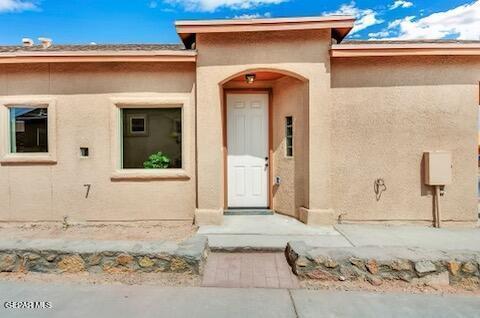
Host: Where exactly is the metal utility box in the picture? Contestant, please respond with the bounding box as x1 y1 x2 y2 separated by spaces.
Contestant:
424 151 452 185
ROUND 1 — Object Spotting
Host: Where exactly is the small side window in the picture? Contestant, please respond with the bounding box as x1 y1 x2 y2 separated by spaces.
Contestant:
285 116 293 157
10 106 48 153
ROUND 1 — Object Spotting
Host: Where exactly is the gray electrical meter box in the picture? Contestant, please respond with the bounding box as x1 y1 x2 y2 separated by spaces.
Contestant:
424 151 452 186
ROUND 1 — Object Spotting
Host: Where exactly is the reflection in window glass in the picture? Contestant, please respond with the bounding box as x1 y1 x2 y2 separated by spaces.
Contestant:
122 108 182 169
10 107 48 153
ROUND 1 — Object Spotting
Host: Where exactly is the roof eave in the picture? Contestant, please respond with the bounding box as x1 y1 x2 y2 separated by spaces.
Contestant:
331 43 480 57
0 50 197 64
175 16 355 47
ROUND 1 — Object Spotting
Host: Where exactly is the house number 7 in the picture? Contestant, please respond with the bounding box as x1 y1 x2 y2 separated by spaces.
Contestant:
84 184 91 198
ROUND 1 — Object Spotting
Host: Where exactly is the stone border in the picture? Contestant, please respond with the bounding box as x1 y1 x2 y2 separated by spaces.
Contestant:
0 235 208 274
286 242 480 288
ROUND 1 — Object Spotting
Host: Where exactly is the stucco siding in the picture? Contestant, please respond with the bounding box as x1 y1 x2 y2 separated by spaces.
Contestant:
196 29 333 214
331 56 479 224
0 62 196 222
272 77 308 217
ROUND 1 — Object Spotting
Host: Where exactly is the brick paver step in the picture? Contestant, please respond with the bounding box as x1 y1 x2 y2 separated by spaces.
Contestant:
202 253 299 289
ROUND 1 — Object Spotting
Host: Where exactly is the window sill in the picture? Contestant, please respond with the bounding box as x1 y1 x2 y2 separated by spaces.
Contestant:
0 154 57 165
110 169 190 181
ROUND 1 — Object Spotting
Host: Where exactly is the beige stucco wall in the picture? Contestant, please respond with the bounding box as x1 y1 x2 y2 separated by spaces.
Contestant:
331 56 479 224
1 37 478 226
0 62 196 222
272 77 308 217
195 30 333 217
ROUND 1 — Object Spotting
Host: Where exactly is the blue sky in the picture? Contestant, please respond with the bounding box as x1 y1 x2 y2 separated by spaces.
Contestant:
0 0 479 45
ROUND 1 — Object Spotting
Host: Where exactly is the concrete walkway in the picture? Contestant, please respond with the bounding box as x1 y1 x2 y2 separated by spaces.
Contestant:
198 214 351 251
336 224 480 251
198 215 480 251
0 281 479 318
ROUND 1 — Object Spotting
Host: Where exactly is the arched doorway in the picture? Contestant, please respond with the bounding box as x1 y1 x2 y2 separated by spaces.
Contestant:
220 70 309 218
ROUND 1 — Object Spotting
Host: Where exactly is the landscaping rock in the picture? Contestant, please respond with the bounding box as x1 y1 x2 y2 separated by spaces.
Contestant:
116 253 133 266
414 261 436 275
390 259 412 271
367 275 383 286
412 271 449 288
284 242 480 288
170 258 189 272
57 255 85 273
366 259 378 274
46 254 57 262
138 257 155 268
324 259 338 269
350 258 365 270
462 262 478 274
447 261 461 276
0 254 17 272
0 235 209 275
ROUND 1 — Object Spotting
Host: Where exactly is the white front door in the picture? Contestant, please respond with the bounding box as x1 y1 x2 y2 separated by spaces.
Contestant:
227 93 269 208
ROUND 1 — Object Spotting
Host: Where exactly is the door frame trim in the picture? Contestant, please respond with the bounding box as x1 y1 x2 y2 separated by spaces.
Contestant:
223 88 273 209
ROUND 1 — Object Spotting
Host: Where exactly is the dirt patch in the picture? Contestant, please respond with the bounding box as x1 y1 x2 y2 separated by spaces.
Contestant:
300 278 480 297
0 271 200 287
0 221 197 243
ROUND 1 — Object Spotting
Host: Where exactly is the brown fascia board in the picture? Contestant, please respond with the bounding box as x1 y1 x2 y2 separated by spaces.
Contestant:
0 50 197 64
331 43 480 57
175 16 355 47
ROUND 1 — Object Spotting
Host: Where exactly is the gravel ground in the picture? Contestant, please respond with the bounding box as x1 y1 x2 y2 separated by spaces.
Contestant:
0 221 197 243
0 272 201 287
301 279 480 296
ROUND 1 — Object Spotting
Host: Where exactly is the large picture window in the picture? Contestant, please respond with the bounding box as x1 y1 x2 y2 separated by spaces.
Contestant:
122 107 182 169
10 106 48 153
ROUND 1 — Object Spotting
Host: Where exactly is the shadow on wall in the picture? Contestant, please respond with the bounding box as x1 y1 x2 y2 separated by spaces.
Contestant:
331 56 480 88
0 62 196 95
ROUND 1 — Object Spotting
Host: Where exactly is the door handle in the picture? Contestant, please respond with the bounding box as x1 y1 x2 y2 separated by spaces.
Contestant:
265 157 269 168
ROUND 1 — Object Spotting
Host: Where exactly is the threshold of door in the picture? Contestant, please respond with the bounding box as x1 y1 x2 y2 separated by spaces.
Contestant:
224 209 274 216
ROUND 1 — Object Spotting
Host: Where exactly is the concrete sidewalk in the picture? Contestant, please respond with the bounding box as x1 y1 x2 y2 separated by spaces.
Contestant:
0 281 479 318
336 224 480 251
198 215 351 251
199 215 480 251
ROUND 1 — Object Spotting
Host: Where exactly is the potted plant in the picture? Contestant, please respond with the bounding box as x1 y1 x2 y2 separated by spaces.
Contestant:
143 152 170 169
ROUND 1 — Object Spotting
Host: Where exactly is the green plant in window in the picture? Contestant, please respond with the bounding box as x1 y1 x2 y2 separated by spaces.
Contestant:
143 152 170 169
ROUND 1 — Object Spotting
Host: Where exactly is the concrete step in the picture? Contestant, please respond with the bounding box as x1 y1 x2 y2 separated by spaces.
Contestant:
224 209 274 216
207 234 352 252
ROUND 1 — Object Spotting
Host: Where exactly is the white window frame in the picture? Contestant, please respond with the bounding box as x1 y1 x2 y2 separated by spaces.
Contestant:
0 97 57 164
109 95 191 181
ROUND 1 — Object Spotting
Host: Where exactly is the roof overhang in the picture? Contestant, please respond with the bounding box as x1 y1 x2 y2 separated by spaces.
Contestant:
331 43 480 57
176 16 355 48
0 50 197 64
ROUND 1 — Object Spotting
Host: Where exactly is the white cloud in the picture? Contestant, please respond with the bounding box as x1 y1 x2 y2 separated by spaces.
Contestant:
389 0 413 10
233 12 271 19
165 0 286 12
387 0 480 40
324 1 383 34
0 0 37 12
368 30 391 38
149 1 158 9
